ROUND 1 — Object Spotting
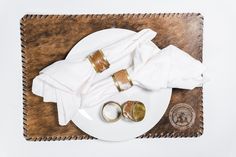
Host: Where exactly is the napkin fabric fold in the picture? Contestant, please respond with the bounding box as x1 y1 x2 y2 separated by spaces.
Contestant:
32 29 157 125
32 28 206 125
81 44 206 108
34 29 156 95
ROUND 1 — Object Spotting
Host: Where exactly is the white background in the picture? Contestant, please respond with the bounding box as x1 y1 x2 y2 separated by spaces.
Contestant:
0 0 236 157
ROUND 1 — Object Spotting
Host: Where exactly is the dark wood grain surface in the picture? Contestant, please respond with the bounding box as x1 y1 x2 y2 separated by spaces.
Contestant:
21 13 203 141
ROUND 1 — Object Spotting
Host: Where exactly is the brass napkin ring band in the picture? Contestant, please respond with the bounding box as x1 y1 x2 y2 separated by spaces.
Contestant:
88 50 110 73
112 69 133 92
122 101 146 122
101 101 122 123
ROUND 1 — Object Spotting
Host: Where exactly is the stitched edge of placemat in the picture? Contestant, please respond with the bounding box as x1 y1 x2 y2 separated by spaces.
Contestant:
21 13 204 141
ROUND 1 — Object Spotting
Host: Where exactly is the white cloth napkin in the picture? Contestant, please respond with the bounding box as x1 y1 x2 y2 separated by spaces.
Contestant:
32 29 157 125
33 29 156 95
81 44 206 108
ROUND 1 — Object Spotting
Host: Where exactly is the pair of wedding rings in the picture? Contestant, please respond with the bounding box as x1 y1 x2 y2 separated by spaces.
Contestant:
101 101 146 123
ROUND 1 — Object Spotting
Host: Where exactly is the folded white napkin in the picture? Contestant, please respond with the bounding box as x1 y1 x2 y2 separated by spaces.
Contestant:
81 44 206 108
33 29 156 95
32 29 157 125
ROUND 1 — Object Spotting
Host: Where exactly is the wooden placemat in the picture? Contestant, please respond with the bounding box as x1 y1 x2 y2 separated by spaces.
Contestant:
21 13 203 141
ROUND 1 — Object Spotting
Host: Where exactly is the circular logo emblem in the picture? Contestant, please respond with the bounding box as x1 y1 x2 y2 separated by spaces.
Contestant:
169 103 196 130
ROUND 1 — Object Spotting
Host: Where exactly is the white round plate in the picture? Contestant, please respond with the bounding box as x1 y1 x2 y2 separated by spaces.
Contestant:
69 28 172 141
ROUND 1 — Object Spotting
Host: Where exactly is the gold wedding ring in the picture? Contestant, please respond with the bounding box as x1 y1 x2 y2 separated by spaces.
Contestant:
88 50 110 73
112 69 133 92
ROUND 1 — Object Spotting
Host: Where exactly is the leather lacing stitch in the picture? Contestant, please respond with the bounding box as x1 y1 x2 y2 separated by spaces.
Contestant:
21 13 203 141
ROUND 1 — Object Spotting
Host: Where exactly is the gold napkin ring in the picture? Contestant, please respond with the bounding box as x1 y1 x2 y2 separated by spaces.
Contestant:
88 50 110 73
101 101 122 123
112 69 133 92
122 101 146 122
